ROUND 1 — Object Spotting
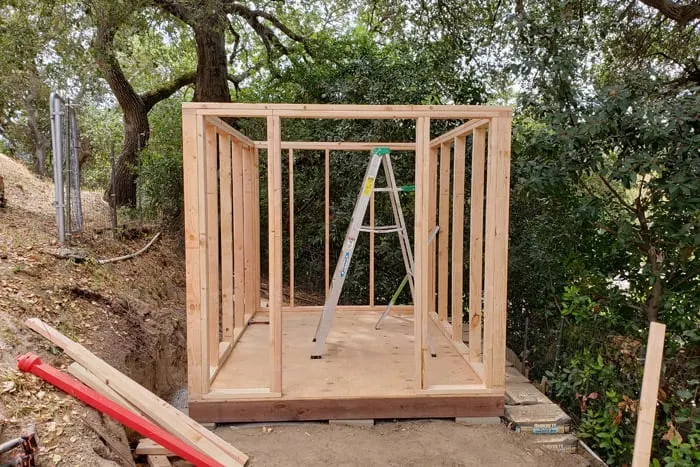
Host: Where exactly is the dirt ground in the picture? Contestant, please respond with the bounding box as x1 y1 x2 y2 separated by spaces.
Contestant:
1 154 590 466
218 420 590 466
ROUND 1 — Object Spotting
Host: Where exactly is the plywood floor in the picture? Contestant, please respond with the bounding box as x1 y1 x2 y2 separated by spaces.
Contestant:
211 311 481 397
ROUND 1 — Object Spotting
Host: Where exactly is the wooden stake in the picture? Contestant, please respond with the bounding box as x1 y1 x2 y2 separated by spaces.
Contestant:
437 142 451 322
632 322 666 467
469 128 486 360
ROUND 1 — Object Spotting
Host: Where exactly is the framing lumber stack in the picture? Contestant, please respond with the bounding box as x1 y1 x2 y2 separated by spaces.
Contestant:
181 104 513 422
25 318 247 467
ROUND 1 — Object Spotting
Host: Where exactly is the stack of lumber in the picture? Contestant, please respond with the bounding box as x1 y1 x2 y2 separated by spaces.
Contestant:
24 318 247 467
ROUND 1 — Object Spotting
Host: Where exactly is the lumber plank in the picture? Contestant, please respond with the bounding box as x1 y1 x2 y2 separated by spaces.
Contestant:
483 116 511 388
255 141 416 151
428 147 438 316
451 135 467 345
24 318 247 467
429 119 489 148
183 110 206 398
414 117 431 389
252 148 261 314
632 322 666 467
135 439 172 456
437 142 451 322
288 149 295 307
469 128 486 360
219 133 234 340
204 116 256 148
267 116 283 393
242 145 256 326
232 139 245 331
205 124 220 370
67 363 140 415
190 395 504 423
324 148 330 297
185 103 512 119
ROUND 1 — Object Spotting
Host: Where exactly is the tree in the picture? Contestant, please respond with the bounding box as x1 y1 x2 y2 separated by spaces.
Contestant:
0 0 94 175
93 0 310 206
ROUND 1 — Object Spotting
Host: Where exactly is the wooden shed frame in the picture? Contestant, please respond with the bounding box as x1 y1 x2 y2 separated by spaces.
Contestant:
182 103 512 422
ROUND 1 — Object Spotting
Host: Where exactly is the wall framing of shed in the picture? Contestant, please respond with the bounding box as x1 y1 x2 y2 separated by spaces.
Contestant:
182 104 512 422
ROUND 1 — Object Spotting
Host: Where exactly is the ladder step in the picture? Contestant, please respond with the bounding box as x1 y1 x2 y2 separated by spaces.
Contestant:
358 226 403 233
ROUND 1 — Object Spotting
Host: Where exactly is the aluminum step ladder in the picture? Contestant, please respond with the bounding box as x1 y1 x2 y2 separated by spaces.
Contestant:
311 147 433 358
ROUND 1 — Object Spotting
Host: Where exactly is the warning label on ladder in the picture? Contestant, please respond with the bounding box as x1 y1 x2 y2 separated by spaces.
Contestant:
363 177 375 196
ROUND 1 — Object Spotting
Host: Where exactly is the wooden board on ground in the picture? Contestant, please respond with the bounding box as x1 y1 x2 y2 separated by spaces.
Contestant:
25 318 248 467
135 439 173 457
68 363 141 415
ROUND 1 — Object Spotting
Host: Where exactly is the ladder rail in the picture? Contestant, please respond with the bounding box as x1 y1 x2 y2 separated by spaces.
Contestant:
311 150 385 356
382 156 415 298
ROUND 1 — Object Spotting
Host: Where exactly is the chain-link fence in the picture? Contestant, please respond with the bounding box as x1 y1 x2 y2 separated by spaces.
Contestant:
50 92 83 244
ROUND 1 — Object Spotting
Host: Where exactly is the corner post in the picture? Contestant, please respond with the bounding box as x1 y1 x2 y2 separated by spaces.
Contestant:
267 115 283 393
414 117 431 389
483 115 511 388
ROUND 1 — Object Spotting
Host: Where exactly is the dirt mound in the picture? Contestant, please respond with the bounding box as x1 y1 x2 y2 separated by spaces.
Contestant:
0 156 187 465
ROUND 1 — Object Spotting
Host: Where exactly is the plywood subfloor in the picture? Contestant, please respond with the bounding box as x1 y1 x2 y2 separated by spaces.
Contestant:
211 311 480 397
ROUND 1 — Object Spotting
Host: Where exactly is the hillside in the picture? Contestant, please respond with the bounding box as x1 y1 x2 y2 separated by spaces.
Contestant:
0 153 187 465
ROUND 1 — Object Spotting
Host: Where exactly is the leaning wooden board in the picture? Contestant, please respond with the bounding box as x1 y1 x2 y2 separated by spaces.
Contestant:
25 318 247 467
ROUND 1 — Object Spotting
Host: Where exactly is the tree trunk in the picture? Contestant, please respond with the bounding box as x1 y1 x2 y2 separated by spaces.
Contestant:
110 107 150 207
24 84 49 177
193 21 230 102
644 248 663 322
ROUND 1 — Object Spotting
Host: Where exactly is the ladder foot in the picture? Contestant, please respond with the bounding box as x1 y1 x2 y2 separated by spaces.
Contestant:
312 338 316 342
310 355 322 359
431 353 437 358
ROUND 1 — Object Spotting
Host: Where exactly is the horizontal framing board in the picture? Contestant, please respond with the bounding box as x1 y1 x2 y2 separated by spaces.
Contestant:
189 103 511 119
189 395 504 423
255 141 416 151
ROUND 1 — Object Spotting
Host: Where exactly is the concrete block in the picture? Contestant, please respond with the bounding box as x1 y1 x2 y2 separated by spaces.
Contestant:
505 367 530 384
505 382 550 406
532 434 579 454
505 403 571 434
329 419 375 427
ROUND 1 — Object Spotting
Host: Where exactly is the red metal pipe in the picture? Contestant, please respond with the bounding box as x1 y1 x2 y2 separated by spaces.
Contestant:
16 353 222 467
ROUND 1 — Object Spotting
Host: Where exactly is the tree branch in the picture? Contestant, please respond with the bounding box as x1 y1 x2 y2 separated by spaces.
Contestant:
598 174 638 214
141 71 196 111
638 0 700 27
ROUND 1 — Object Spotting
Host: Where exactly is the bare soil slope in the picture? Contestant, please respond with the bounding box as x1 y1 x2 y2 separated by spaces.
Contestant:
0 154 187 465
